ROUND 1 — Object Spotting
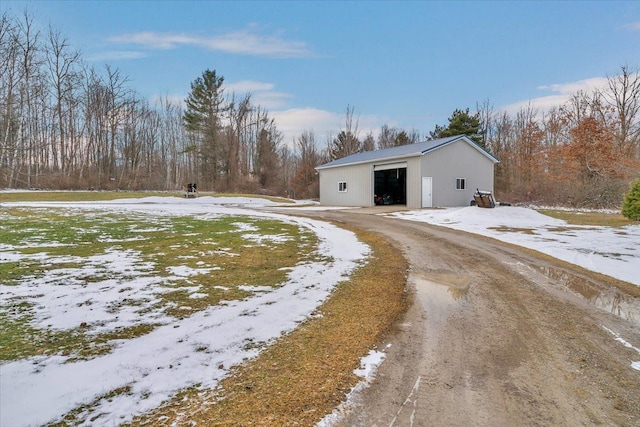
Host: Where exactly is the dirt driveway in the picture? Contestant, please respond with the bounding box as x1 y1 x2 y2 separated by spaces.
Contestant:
298 208 640 426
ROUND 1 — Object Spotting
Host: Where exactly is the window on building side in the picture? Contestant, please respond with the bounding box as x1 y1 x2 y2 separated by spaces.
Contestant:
338 181 347 192
456 178 466 190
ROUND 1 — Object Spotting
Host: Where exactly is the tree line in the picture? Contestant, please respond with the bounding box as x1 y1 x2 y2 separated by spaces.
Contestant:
475 68 640 208
0 11 415 199
1 10 639 207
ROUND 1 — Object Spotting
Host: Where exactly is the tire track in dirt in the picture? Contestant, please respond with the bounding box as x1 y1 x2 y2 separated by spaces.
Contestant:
299 209 640 427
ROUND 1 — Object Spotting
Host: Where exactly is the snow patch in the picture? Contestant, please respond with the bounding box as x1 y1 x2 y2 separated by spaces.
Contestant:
0 197 370 427
392 206 640 287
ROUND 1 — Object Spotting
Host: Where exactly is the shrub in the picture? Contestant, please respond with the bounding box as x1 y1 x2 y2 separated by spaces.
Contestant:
622 178 640 221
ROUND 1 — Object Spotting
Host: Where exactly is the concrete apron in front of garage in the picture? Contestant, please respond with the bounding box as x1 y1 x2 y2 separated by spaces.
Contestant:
343 206 413 214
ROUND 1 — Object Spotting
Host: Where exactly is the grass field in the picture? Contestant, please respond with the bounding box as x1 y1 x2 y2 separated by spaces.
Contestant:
1 192 407 426
1 207 316 363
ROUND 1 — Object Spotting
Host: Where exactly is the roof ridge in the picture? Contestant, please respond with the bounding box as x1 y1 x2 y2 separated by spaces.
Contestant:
317 134 498 170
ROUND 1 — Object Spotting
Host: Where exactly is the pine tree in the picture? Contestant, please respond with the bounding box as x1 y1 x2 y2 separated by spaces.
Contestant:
622 178 640 220
183 69 227 187
430 108 483 147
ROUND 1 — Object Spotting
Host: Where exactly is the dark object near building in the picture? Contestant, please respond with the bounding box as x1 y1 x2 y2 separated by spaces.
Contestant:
184 183 198 198
374 194 394 205
471 189 495 208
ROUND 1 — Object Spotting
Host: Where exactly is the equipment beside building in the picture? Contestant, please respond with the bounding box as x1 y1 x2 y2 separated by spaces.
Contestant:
471 189 495 208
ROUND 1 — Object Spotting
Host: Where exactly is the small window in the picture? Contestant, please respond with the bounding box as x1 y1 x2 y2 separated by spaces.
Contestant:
456 178 466 190
338 181 347 192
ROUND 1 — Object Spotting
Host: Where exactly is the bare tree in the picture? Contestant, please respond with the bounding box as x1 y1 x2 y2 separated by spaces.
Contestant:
254 113 281 192
476 99 494 149
328 105 362 160
377 124 398 149
14 10 43 188
362 131 375 151
0 12 20 187
45 25 80 175
603 65 640 155
293 130 321 198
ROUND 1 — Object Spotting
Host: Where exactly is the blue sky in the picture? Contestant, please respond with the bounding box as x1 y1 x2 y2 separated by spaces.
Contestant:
2 1 639 145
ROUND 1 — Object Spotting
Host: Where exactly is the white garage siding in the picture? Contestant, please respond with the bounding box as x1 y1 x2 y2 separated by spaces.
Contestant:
405 157 423 208
317 135 499 208
421 139 495 207
319 162 374 207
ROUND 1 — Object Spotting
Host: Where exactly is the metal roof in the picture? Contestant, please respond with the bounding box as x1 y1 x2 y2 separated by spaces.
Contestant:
316 135 499 170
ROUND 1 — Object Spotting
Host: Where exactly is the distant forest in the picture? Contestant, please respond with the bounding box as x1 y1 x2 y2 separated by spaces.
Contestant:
1 11 639 207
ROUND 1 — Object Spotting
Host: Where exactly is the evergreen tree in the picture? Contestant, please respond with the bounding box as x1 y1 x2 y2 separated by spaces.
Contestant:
329 130 361 160
622 178 640 220
256 125 281 190
183 69 227 187
430 108 484 147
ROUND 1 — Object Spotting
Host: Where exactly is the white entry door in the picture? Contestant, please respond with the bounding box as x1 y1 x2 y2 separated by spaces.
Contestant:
422 177 432 208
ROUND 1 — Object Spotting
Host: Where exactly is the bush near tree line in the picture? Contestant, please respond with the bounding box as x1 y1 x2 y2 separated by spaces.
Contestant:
622 178 640 221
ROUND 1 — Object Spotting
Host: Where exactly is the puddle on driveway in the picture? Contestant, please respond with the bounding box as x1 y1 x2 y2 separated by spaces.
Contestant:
411 270 471 334
535 265 640 325
426 272 472 300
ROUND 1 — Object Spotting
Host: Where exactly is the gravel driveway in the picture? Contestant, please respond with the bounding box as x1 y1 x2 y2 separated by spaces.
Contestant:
301 208 640 427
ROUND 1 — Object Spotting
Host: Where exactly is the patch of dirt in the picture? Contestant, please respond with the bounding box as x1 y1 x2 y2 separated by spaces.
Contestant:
302 210 640 427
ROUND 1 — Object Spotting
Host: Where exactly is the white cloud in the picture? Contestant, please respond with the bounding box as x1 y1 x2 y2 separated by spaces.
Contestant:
107 26 311 58
271 108 390 148
536 77 609 95
622 21 640 31
502 76 609 114
108 32 196 50
224 80 293 110
272 108 341 146
202 28 310 58
251 91 294 110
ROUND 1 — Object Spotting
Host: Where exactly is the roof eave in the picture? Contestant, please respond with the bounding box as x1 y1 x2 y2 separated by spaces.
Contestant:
315 152 423 170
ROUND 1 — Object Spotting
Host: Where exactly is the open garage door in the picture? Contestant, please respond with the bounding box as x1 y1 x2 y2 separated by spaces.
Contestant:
374 163 407 205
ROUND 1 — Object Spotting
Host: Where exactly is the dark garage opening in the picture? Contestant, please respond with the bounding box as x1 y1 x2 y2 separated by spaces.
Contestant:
374 168 406 205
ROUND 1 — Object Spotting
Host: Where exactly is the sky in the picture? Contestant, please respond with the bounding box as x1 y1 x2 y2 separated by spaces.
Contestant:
2 0 639 146
1 196 639 425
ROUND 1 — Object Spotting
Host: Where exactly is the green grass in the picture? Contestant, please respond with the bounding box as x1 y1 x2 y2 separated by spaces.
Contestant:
537 209 635 227
0 207 318 362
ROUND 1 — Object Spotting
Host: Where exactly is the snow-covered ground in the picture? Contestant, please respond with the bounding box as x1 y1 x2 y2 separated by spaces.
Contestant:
389 206 640 287
0 196 368 427
2 197 639 426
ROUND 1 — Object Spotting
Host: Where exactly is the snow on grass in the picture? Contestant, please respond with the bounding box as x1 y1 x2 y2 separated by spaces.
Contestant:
391 206 640 287
3 198 638 425
3 248 165 332
0 197 370 427
602 326 640 371
317 348 388 427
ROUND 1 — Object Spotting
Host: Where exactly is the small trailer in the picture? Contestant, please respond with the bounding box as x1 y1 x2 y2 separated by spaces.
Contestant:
183 183 198 198
471 189 495 208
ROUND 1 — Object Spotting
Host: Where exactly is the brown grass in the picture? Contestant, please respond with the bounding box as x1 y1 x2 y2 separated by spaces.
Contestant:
128 227 409 426
537 209 634 227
